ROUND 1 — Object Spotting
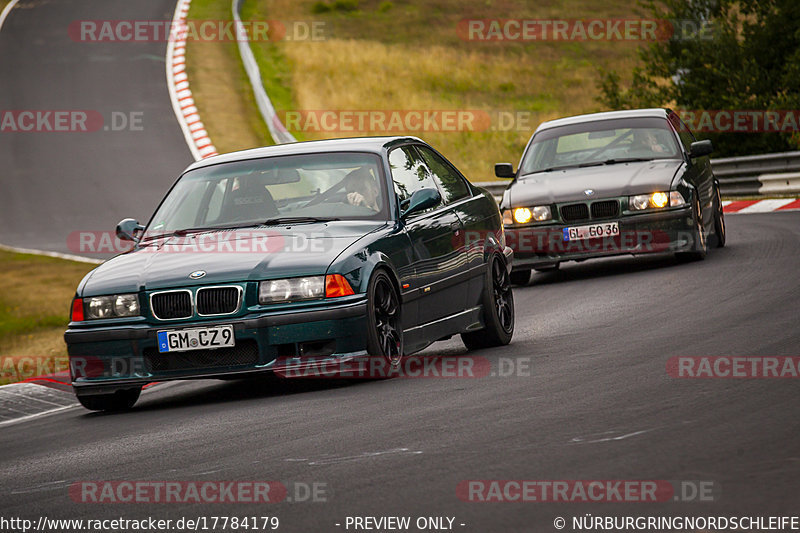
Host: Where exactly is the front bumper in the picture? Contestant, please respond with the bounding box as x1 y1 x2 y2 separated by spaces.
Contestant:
65 298 368 394
505 206 694 270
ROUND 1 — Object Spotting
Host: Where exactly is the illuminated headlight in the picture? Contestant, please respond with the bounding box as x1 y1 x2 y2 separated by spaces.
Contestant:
86 294 140 319
629 192 673 211
507 206 551 225
259 276 325 304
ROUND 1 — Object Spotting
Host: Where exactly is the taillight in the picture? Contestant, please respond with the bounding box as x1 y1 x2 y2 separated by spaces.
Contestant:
71 298 84 322
325 274 355 298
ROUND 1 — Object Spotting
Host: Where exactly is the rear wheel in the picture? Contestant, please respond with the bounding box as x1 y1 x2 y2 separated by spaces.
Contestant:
365 270 403 368
676 193 707 262
462 254 514 350
76 387 140 412
712 184 726 248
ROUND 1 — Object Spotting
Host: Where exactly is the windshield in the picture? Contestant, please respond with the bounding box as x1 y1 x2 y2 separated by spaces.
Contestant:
519 117 681 175
144 152 389 239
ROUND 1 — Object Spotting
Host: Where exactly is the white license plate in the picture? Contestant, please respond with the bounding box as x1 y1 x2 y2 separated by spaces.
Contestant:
563 222 620 241
157 325 235 353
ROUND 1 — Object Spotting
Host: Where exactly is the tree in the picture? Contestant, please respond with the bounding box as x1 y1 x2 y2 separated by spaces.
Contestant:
598 0 800 156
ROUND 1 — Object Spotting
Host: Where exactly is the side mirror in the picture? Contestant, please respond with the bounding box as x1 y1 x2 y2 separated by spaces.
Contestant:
495 162 515 178
689 140 713 158
116 218 144 242
401 188 441 219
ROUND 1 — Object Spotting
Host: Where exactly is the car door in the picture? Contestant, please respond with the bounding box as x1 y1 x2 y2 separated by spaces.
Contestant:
388 145 468 333
415 144 492 311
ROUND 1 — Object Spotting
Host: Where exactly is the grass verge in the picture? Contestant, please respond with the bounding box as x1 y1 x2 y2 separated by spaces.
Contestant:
0 251 94 385
185 0 272 152
186 0 646 180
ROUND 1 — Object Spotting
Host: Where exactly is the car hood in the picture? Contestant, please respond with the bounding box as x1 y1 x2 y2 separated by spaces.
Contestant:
79 221 387 295
504 159 684 206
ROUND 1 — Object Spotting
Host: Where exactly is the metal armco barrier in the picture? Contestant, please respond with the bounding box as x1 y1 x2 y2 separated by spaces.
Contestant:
232 0 297 145
475 151 800 200
712 151 800 196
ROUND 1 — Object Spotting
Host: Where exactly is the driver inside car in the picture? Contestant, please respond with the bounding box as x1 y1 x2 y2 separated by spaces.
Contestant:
344 167 381 212
631 129 667 153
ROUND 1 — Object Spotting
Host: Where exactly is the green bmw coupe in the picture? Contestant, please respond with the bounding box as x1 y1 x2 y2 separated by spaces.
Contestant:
65 137 514 411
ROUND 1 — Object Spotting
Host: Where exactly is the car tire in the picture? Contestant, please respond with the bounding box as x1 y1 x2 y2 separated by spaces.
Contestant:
76 387 141 412
509 269 531 286
365 270 403 368
712 184 726 248
676 193 707 262
462 254 514 350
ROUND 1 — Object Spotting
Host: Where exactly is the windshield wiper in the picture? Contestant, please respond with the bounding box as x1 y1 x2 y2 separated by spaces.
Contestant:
537 164 584 172
598 157 655 165
142 222 265 241
262 216 340 225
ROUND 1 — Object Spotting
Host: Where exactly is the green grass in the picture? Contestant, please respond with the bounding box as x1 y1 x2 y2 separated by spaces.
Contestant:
249 0 644 179
184 0 648 179
0 251 95 385
184 0 272 152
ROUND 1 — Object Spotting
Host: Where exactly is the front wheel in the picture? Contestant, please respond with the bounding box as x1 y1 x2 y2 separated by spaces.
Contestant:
676 193 707 262
365 270 403 368
712 184 726 248
76 387 141 412
462 254 514 350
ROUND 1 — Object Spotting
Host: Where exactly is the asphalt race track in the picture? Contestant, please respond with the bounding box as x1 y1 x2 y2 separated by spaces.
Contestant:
2 1 800 531
0 0 192 257
1 211 799 530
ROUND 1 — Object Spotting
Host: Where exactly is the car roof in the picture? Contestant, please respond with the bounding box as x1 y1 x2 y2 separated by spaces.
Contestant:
183 136 423 172
535 108 672 132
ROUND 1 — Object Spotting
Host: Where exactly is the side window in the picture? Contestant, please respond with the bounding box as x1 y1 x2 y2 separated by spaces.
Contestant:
416 146 470 203
668 115 695 151
388 146 438 210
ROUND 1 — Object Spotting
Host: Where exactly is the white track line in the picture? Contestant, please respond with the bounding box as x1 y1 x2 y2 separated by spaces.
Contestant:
0 243 103 264
0 0 21 32
166 0 217 161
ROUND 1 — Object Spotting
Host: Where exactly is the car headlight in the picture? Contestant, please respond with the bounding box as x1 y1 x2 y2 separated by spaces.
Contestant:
629 191 677 211
259 276 325 304
669 191 686 207
506 206 552 225
85 294 140 319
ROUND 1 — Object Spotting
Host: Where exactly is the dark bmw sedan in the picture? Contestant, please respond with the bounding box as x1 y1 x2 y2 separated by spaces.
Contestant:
495 108 725 285
65 137 514 411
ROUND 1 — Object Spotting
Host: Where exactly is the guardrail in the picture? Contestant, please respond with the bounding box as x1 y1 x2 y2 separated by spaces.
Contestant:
232 0 296 145
712 151 800 196
475 151 800 201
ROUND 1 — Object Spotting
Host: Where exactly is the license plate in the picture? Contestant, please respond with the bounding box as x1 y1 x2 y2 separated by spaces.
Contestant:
563 222 620 241
157 325 235 353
